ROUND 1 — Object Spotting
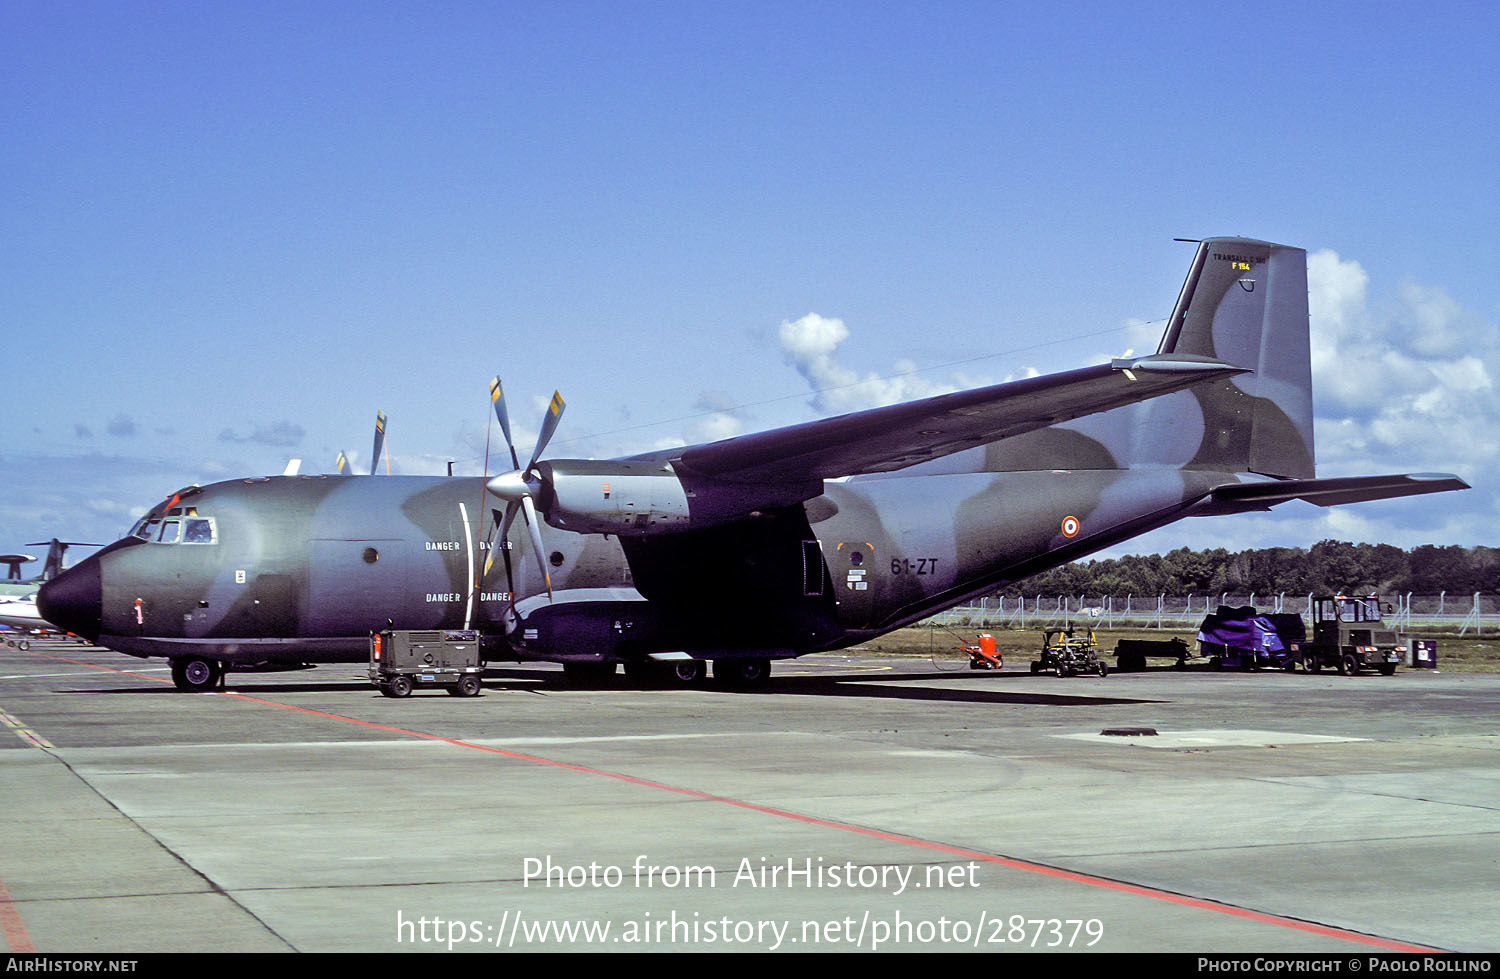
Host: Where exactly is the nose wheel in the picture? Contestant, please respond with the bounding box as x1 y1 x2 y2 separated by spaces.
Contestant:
170 656 224 692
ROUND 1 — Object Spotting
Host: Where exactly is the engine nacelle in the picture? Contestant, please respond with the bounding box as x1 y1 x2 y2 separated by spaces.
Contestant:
540 460 690 534
535 460 821 535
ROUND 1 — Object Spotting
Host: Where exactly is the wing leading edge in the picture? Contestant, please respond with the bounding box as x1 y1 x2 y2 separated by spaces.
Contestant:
644 353 1247 484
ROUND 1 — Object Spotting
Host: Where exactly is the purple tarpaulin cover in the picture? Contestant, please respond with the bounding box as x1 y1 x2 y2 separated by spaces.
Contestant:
1197 606 1306 653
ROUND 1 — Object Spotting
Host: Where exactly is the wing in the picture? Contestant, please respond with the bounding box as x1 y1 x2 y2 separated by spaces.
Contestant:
636 354 1248 483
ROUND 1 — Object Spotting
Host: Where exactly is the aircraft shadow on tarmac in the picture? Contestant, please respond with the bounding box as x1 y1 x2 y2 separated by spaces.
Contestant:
84 664 1163 708
694 670 1161 708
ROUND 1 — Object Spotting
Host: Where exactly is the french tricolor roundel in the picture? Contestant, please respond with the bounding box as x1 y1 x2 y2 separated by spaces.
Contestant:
1061 516 1081 538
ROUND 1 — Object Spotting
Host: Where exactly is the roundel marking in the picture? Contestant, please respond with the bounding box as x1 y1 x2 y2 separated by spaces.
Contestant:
1061 516 1081 538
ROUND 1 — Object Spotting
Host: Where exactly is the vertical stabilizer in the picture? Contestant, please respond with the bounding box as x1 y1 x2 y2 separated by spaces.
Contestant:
1157 237 1314 479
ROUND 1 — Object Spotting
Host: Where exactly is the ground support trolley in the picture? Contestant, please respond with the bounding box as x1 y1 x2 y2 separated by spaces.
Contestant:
370 629 484 698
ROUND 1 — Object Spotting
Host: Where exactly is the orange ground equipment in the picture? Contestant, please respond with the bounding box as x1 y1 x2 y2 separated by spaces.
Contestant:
961 632 1002 670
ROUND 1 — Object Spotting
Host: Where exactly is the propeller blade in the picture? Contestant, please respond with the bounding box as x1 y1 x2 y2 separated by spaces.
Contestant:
497 503 518 601
336 450 352 475
525 391 565 474
481 502 515 577
476 503 521 613
371 411 387 475
489 377 522 471
521 495 552 599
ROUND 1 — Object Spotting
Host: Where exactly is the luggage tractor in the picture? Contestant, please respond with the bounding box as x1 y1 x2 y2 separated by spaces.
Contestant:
1294 596 1406 676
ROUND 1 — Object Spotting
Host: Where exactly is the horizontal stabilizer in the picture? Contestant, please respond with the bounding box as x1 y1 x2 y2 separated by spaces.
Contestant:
1192 473 1470 516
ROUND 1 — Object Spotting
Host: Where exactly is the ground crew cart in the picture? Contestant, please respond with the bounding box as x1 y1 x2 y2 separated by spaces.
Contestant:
960 632 1003 670
370 629 483 697
1032 627 1107 677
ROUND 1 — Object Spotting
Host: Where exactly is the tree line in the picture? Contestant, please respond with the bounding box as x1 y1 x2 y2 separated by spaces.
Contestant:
1001 542 1499 599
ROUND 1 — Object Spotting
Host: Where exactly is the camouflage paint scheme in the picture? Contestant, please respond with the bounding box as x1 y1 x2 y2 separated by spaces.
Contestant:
39 238 1468 686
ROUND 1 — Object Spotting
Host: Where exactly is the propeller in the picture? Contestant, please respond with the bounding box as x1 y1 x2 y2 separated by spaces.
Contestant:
478 378 565 603
335 411 387 475
372 410 388 475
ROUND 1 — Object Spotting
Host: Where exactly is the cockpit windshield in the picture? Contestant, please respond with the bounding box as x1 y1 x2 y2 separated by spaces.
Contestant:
129 507 216 545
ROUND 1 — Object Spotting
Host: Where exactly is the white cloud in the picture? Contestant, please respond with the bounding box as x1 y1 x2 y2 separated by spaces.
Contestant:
777 312 984 414
1119 317 1163 358
84 497 140 518
683 412 743 444
1307 250 1496 487
216 420 307 447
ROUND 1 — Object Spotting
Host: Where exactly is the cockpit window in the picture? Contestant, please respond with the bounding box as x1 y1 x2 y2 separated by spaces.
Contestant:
129 515 216 544
182 518 215 544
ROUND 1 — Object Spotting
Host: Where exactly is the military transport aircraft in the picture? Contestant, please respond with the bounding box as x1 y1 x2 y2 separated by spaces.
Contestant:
1 539 100 601
38 238 1469 691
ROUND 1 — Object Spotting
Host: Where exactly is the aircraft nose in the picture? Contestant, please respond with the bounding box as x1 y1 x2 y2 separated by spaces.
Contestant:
37 557 102 641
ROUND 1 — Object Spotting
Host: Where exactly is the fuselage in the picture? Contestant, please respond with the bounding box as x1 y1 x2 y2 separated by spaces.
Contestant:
38 468 1233 667
0 594 47 633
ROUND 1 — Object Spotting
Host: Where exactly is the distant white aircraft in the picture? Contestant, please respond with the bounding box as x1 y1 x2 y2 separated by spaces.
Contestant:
0 594 52 647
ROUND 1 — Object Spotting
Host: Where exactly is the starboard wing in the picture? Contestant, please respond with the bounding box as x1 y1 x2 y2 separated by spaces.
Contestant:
634 353 1248 483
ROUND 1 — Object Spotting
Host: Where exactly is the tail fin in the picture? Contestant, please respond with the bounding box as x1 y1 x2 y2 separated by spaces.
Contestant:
41 540 65 581
1156 237 1314 479
31 540 102 582
971 236 1314 477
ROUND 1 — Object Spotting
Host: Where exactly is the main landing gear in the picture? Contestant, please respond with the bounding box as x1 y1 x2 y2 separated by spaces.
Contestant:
615 657 772 688
623 658 708 686
713 658 771 686
170 656 224 692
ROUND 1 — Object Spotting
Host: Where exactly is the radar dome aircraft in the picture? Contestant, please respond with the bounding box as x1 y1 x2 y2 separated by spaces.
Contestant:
39 238 1468 691
1 540 101 646
1 539 99 601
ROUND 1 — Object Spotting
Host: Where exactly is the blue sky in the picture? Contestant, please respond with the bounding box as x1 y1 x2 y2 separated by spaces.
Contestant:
4 1 1498 566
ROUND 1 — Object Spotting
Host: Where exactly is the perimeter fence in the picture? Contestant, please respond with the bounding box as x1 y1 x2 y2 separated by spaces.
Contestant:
924 593 1498 635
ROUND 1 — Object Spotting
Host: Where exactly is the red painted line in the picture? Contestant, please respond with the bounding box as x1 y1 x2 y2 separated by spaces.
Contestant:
0 875 36 953
220 693 1436 952
16 648 170 685
10 648 1442 952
